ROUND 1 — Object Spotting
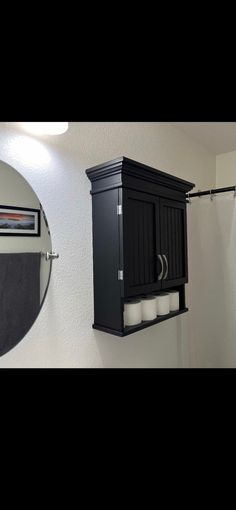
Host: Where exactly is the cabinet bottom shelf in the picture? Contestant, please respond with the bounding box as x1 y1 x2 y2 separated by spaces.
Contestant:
93 307 188 337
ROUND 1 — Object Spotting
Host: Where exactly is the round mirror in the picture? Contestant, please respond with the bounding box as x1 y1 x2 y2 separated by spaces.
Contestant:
0 160 52 356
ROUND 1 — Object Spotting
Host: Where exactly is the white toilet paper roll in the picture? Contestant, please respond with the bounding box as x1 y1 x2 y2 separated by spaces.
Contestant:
154 292 170 316
141 295 157 321
124 299 142 326
167 291 179 311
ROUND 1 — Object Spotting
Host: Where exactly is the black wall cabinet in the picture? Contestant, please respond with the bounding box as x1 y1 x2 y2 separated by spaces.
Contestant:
86 157 195 337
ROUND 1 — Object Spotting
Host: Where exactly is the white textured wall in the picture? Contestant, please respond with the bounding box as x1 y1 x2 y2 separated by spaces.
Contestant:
216 150 236 188
0 122 216 367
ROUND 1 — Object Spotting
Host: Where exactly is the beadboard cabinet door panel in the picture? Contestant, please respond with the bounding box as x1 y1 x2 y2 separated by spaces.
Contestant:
160 198 188 289
123 189 162 297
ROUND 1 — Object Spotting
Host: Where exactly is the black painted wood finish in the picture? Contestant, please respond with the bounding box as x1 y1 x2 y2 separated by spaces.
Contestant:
91 189 123 333
94 308 189 337
86 157 195 336
160 198 188 289
123 189 162 297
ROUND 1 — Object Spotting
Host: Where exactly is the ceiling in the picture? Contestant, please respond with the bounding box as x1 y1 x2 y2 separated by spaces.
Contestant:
171 122 236 155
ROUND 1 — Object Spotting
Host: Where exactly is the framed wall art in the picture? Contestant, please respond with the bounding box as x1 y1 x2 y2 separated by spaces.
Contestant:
0 205 41 236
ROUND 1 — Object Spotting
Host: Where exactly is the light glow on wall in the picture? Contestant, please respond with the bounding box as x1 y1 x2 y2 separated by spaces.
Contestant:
8 135 51 168
18 122 69 136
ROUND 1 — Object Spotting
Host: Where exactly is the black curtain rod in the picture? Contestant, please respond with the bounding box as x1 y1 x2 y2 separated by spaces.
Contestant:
188 185 236 198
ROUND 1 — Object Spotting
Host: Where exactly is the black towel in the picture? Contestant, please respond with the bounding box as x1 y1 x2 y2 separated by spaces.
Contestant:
0 253 40 356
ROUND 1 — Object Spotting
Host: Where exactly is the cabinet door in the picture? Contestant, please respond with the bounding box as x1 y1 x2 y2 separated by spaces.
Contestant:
160 198 188 289
123 189 162 297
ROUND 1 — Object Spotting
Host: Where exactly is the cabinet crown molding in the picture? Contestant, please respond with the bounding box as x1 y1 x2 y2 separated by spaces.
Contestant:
86 156 195 195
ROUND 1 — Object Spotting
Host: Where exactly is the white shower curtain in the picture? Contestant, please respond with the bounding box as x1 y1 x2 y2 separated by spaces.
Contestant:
187 192 236 367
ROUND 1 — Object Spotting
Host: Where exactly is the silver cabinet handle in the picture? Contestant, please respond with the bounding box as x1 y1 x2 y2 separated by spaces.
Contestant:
163 254 168 280
158 254 164 280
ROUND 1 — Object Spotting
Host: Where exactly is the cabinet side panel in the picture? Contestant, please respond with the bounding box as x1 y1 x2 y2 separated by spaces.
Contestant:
91 189 122 332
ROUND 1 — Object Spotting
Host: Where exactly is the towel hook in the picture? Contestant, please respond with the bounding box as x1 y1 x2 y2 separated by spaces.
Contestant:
210 189 214 201
234 186 236 198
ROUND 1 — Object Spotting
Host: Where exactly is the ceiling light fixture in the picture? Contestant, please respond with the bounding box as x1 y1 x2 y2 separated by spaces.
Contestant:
18 122 69 136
